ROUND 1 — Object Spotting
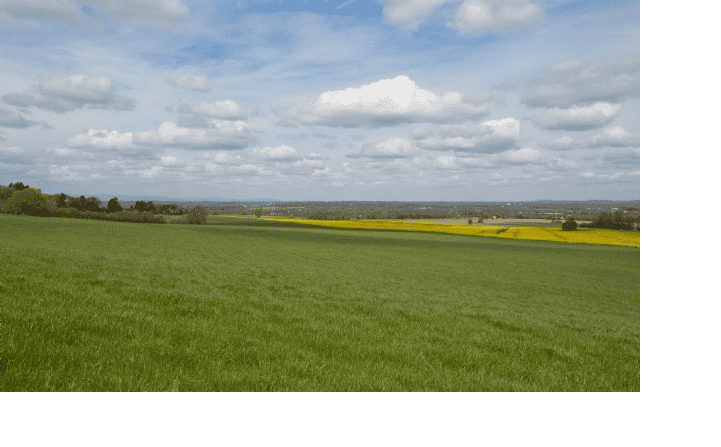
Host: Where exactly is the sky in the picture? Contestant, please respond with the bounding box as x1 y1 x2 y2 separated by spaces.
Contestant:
0 0 640 201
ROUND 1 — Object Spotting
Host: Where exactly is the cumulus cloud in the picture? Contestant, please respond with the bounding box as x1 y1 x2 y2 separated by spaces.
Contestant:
449 0 541 35
543 135 574 151
284 75 491 128
134 120 256 151
0 0 84 26
522 57 640 109
601 149 640 167
274 117 299 128
546 156 580 171
410 117 522 153
160 155 183 166
66 129 135 151
496 147 542 165
379 0 449 32
176 115 210 129
2 75 135 114
348 137 419 159
532 102 621 131
0 0 189 27
380 0 540 35
252 145 302 161
166 74 210 92
177 100 248 121
0 106 37 128
587 126 640 148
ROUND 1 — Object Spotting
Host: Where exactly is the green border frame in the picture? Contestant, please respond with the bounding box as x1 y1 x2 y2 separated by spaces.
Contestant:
5 1 721 446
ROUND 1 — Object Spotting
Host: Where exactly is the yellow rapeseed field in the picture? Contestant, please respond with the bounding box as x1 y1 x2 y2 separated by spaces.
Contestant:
267 218 640 247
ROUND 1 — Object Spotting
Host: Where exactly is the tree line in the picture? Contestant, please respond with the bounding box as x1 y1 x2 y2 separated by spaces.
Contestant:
0 182 209 225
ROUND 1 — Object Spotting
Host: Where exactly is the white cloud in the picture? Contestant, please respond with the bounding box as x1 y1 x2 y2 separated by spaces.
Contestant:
450 0 541 36
176 115 210 129
543 135 574 151
166 74 210 92
380 0 450 32
533 102 621 131
410 117 522 153
522 57 640 109
0 0 85 26
335 0 356 11
0 0 189 27
160 155 183 166
0 106 37 128
252 145 302 161
285 75 491 127
587 126 640 148
546 156 580 171
66 129 135 151
134 120 256 151
497 147 541 165
88 0 189 25
380 0 540 35
580 171 595 178
350 137 419 159
177 100 248 121
601 149 640 167
2 75 135 114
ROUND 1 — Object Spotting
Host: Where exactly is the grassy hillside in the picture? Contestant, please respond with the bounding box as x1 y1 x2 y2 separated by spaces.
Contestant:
0 214 639 391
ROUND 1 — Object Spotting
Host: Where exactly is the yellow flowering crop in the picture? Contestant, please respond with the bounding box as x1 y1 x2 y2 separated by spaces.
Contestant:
267 218 639 247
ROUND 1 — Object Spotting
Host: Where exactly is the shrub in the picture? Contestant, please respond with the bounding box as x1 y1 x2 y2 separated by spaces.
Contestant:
107 197 123 213
0 185 14 201
5 188 52 216
468 218 473 225
187 205 208 224
253 208 263 218
58 207 77 218
561 216 578 231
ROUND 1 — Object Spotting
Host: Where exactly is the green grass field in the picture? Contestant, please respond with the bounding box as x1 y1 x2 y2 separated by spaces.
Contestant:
0 213 639 391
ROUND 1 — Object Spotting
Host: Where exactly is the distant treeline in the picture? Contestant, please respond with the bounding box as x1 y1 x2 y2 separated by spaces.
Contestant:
0 182 208 224
579 210 639 231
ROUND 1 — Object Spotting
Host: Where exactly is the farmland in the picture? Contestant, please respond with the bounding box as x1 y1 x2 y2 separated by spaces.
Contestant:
0 213 639 391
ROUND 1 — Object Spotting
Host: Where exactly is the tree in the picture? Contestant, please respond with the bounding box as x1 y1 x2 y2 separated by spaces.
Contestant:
8 182 29 191
134 200 156 213
107 197 123 213
187 205 208 224
561 216 578 231
468 218 473 225
55 193 68 208
0 185 13 201
86 196 102 212
6 188 51 216
253 208 263 218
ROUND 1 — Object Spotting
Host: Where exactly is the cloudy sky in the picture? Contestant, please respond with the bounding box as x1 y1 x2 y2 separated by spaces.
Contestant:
0 0 640 201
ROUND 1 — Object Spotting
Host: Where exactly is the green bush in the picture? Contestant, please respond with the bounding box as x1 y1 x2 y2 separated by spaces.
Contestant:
561 216 578 231
188 205 208 224
106 210 165 224
253 208 263 218
5 188 51 216
0 185 14 201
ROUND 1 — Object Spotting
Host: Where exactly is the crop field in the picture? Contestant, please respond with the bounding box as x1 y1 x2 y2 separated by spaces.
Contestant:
0 213 639 391
267 217 640 247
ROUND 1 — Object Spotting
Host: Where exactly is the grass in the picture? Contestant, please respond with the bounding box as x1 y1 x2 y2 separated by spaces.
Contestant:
0 213 639 391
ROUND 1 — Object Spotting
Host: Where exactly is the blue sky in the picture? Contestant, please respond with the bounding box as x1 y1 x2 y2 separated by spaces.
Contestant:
0 0 640 200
